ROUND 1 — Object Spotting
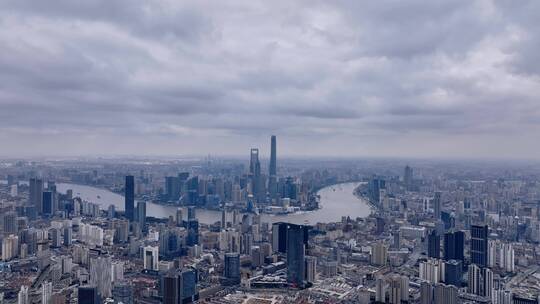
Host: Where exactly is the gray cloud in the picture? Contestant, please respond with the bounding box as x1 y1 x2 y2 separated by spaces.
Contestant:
0 0 539 158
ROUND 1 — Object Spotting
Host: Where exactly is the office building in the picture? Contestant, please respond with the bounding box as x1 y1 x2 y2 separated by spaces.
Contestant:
428 230 440 259
471 225 489 267
29 178 44 214
137 201 146 227
125 176 135 221
444 259 462 287
444 231 465 262
269 135 278 199
272 222 287 253
433 192 442 219
78 286 100 304
181 268 198 304
224 253 240 285
287 224 308 288
112 281 133 304
163 272 179 304
404 165 413 191
371 242 388 266
143 246 159 271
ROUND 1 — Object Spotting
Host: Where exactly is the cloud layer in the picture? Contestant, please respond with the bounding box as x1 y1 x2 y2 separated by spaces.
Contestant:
1 0 539 158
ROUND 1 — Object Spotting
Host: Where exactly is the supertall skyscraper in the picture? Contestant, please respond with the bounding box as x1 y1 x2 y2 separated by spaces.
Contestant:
125 176 135 221
249 148 264 202
269 135 277 176
269 135 278 199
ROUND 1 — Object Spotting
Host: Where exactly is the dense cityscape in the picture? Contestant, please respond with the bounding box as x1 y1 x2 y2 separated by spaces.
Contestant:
0 136 539 304
2 1 540 304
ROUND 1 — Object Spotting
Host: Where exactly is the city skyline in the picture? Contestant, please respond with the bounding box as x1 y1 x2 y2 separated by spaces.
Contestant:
1 1 540 159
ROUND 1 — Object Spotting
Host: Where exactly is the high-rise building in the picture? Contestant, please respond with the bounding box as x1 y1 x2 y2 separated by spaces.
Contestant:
90 256 112 298
78 286 100 304
187 219 199 246
428 230 440 259
3 212 17 234
376 276 386 303
64 227 72 246
433 192 442 219
125 176 135 221
29 178 44 214
305 256 317 284
500 243 515 273
388 275 409 304
468 264 493 297
17 286 29 304
444 231 465 262
404 165 413 191
224 253 240 285
112 281 133 304
137 201 146 227
272 222 287 253
180 268 198 303
269 135 278 199
371 242 388 266
471 225 489 267
444 259 462 287
492 289 512 304
420 281 433 304
419 258 443 284
163 272 180 304
434 283 458 304
188 207 196 220
249 148 264 203
42 191 54 215
143 246 159 271
287 224 308 288
269 135 277 176
41 281 52 304
50 228 62 248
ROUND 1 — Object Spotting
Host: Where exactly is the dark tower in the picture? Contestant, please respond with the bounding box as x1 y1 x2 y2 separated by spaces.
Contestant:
444 230 465 262
269 135 277 176
286 224 308 288
470 225 488 267
125 176 135 221
269 136 278 199
427 230 440 259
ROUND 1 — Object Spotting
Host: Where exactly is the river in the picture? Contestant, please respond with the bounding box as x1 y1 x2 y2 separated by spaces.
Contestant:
55 182 371 225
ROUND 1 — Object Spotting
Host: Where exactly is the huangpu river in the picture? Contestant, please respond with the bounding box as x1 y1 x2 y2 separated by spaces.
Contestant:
55 182 372 225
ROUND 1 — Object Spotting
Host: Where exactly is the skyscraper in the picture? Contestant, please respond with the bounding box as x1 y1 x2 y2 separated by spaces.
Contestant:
272 222 288 253
433 192 442 220
249 148 264 202
404 165 413 191
29 178 43 214
224 253 240 285
471 225 489 267
428 230 440 259
269 135 278 199
143 246 159 271
137 201 146 227
78 286 100 304
125 176 135 221
444 230 465 262
163 272 179 304
269 135 277 175
286 224 308 288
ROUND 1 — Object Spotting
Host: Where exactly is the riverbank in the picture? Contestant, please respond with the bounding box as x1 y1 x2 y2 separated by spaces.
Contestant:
57 182 372 225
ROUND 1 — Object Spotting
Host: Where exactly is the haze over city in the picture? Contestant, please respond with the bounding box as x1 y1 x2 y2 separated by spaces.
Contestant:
1 1 540 158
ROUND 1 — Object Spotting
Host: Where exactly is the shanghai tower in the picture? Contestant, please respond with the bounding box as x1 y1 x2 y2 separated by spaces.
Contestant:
270 135 277 176
269 135 278 199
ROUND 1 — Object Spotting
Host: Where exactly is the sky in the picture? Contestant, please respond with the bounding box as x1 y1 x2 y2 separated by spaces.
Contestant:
0 0 539 159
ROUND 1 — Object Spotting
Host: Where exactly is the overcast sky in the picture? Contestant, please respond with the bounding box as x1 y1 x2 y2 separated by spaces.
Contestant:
1 1 539 159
